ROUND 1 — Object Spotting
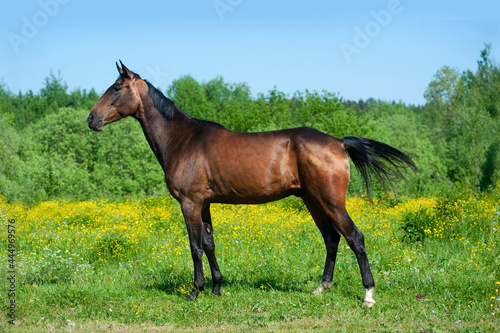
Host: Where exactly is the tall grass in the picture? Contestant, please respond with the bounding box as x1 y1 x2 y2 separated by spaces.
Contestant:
1 193 499 332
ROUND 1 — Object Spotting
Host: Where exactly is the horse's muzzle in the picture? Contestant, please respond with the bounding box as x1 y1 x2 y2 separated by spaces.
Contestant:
87 112 103 132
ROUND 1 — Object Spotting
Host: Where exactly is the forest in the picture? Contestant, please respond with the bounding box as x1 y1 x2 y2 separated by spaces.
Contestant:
1 46 499 204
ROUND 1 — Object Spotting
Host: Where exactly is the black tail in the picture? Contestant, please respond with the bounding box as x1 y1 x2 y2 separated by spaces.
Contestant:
343 136 418 196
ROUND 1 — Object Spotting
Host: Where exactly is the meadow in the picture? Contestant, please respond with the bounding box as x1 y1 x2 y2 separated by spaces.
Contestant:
1 193 499 332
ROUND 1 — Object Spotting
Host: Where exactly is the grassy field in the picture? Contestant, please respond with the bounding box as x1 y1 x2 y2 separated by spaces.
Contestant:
1 193 499 332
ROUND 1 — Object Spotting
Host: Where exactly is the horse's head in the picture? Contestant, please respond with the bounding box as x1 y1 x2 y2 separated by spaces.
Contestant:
87 61 144 132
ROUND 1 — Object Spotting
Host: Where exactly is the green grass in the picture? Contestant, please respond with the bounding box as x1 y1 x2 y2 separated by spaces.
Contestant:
1 194 499 332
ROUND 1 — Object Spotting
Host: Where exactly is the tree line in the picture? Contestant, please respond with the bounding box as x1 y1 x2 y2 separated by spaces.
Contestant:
1 46 499 204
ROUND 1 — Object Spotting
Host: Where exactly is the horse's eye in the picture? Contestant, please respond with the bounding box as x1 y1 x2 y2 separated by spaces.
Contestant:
113 85 122 92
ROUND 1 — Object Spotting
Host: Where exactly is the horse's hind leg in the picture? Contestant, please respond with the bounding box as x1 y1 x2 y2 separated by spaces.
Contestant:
302 195 341 295
329 205 376 307
304 193 376 306
202 204 223 296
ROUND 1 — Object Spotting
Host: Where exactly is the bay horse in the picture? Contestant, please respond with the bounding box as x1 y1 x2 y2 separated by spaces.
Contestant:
87 61 416 307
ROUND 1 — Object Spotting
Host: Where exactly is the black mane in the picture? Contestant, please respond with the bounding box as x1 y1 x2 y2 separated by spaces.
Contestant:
145 81 225 129
146 81 176 120
118 71 176 120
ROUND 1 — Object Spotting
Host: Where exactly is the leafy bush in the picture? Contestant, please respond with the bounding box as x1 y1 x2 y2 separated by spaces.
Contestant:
400 207 433 243
5 107 167 203
91 232 131 262
400 189 498 243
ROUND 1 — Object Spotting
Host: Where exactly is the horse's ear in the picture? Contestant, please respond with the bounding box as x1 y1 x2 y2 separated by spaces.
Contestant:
119 60 134 79
116 61 125 75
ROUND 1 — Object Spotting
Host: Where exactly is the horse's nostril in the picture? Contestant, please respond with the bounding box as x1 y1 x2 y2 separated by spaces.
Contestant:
87 113 94 122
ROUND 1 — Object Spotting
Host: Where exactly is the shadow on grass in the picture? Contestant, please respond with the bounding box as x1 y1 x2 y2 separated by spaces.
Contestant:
138 268 347 297
222 277 311 293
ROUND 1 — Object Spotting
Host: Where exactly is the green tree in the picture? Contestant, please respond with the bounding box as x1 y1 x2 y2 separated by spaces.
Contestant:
40 70 69 110
424 46 500 191
460 44 500 118
14 107 166 202
423 65 460 132
0 114 20 200
167 75 212 120
360 101 445 196
4 72 98 130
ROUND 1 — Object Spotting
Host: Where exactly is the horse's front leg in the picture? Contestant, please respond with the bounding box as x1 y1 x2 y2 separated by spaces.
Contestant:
202 204 223 296
181 198 205 301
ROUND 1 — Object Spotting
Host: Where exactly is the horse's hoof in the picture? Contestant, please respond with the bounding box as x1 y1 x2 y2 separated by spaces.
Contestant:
312 282 332 295
186 290 199 301
363 287 376 307
363 300 376 308
311 286 324 295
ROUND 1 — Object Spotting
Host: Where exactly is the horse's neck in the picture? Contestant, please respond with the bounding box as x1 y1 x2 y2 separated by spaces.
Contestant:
136 96 193 171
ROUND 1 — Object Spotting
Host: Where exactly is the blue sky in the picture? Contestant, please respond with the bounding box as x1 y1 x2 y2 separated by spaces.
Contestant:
1 0 499 105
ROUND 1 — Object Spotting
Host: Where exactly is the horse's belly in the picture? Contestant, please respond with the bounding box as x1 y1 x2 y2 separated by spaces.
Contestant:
210 168 301 204
208 133 301 203
211 187 303 204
